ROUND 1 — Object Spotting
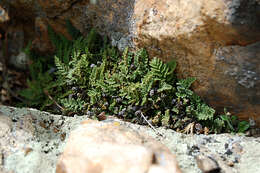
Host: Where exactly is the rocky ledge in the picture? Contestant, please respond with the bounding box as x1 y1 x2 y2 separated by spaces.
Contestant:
0 105 260 173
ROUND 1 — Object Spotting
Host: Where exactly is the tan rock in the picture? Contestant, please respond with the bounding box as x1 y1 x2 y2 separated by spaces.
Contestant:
196 155 220 173
134 0 260 125
132 0 260 125
56 119 181 173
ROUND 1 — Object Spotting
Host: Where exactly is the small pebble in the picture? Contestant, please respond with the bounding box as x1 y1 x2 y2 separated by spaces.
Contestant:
97 112 107 121
227 160 234 167
196 155 220 173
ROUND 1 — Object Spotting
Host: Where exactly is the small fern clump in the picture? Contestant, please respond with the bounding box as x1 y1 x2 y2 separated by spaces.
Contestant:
18 42 55 109
19 21 249 134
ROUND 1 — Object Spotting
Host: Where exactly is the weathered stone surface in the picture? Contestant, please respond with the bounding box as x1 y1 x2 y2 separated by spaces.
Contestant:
0 0 260 125
0 112 12 137
210 42 260 123
0 106 260 173
0 111 35 173
132 0 260 124
56 119 181 173
0 106 89 173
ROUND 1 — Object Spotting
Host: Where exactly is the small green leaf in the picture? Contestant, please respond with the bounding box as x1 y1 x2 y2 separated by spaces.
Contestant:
161 109 170 126
238 121 250 133
220 115 235 131
158 82 172 92
166 60 176 74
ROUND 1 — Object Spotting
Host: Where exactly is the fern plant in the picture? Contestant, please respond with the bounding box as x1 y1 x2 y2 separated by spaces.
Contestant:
19 21 250 134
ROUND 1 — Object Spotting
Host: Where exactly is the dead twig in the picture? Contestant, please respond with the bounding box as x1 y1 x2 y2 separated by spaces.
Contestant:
140 112 164 137
43 90 64 111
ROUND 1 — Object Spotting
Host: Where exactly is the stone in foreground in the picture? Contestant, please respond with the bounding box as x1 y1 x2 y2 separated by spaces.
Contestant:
56 119 181 173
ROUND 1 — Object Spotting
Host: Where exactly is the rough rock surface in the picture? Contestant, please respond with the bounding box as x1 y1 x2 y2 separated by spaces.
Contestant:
132 0 260 125
0 0 259 125
0 106 87 173
0 106 260 173
56 119 181 173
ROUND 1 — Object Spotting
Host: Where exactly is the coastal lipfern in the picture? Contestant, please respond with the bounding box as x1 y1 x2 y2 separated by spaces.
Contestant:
19 23 250 134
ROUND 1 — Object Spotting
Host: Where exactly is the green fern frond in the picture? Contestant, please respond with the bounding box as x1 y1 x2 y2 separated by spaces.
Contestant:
157 82 173 92
54 56 68 79
88 89 101 105
176 77 196 98
48 25 72 64
177 77 196 89
48 25 61 49
66 20 81 40
161 109 171 126
194 103 215 121
122 47 129 66
134 48 149 69
150 58 168 79
85 29 103 53
60 98 86 112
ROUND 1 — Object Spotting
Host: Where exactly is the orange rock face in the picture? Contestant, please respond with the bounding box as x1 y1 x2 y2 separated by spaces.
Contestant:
0 0 260 125
132 0 260 125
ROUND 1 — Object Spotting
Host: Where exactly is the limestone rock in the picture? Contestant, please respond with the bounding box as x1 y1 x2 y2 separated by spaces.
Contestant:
56 119 181 173
0 106 260 173
0 111 36 173
0 112 12 137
